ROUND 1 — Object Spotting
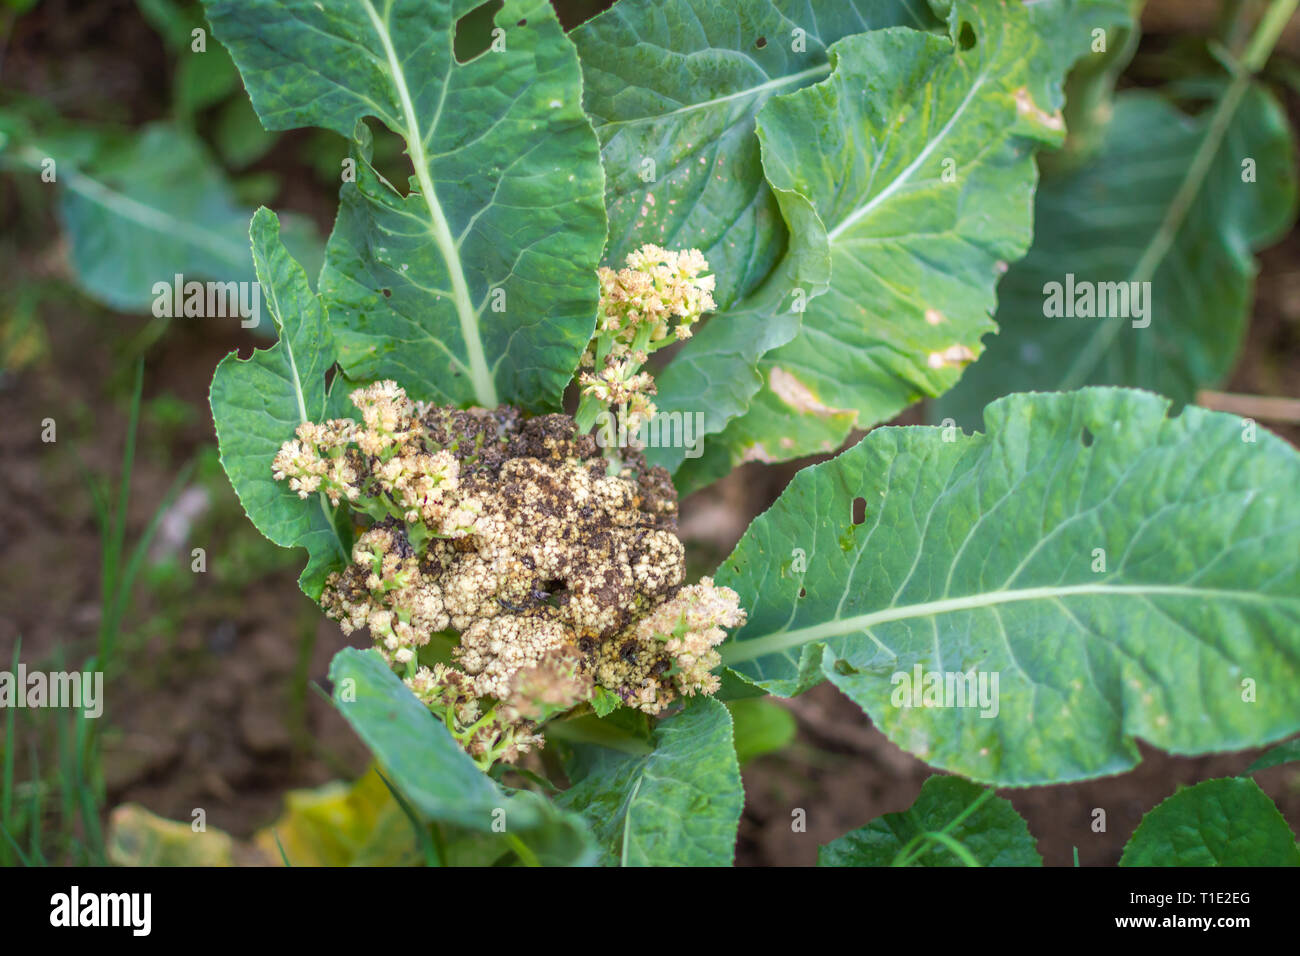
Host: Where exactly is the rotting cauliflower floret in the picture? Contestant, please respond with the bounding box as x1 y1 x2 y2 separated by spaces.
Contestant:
589 578 746 715
634 577 747 698
455 614 572 700
405 663 545 765
273 380 744 767
321 521 451 665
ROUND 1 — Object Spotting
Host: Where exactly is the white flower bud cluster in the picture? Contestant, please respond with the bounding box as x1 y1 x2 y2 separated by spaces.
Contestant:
577 244 717 439
595 244 716 348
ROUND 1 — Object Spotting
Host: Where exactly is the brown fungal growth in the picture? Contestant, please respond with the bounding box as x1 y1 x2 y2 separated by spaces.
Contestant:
272 381 745 766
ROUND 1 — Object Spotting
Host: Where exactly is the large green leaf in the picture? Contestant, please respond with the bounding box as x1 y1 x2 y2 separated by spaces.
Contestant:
328 648 499 828
717 388 1300 786
1119 778 1300 866
667 2 1064 488
671 0 1134 490
936 86 1297 428
204 0 606 411
328 647 597 865
819 775 1041 866
3 122 319 313
571 0 941 311
576 0 941 476
209 207 349 599
1024 0 1136 106
582 2 1134 482
1030 0 1140 174
556 697 744 866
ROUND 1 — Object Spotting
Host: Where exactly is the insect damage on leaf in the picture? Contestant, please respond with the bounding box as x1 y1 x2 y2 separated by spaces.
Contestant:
926 344 977 369
768 367 853 418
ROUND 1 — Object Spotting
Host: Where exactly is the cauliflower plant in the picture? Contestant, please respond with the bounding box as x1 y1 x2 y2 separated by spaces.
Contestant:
273 386 743 767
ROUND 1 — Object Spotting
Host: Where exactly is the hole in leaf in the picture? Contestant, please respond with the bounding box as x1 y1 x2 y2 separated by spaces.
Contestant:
454 0 503 64
358 118 415 196
1081 426 1094 447
958 21 976 50
755 36 767 49
799 587 806 598
852 496 866 525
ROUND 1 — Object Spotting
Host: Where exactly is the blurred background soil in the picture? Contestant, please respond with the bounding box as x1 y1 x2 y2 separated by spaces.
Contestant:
1 0 1298 865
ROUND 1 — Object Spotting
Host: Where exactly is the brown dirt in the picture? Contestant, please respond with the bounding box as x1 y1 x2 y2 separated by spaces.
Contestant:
0 310 375 840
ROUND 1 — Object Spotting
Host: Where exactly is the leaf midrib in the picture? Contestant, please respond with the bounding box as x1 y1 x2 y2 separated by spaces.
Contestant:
1057 76 1254 391
25 146 249 266
618 775 643 867
595 64 832 130
360 0 497 407
824 71 989 243
251 218 347 564
719 581 1292 665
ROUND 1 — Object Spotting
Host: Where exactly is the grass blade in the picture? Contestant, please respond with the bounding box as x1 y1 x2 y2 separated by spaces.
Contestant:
1 635 18 866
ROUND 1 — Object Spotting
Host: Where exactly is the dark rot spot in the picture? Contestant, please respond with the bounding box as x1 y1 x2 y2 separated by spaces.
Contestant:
755 36 767 49
619 641 638 664
381 288 392 298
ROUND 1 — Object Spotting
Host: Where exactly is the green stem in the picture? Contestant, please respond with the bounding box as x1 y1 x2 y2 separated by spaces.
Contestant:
1221 0 1256 57
1242 0 1297 69
505 833 541 867
898 830 981 867
466 709 497 737
647 329 684 352
430 822 447 867
892 788 993 867
574 392 604 433
594 327 612 370
629 323 653 356
97 360 143 671
718 582 1269 666
405 521 431 553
